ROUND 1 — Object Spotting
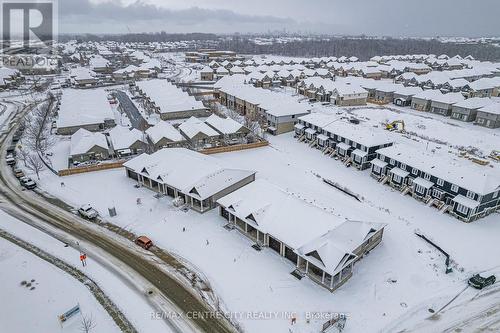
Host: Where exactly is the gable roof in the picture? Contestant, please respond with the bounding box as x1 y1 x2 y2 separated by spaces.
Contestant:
204 114 245 135
108 126 145 150
145 121 185 144
124 148 255 200
70 128 108 156
178 116 220 139
217 179 386 275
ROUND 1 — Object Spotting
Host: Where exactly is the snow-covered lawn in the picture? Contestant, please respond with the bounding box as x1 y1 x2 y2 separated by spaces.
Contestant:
0 235 119 333
33 129 500 332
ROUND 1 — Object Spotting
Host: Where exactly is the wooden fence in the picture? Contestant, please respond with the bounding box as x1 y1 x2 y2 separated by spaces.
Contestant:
201 141 268 155
58 141 269 176
58 161 126 177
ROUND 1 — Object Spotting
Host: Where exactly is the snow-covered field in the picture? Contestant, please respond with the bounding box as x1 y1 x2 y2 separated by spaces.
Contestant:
0 234 119 333
349 105 499 155
33 125 500 332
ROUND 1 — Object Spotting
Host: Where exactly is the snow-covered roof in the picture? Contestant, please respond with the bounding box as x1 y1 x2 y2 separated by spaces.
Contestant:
371 159 387 168
413 177 434 189
322 120 393 148
89 55 110 69
136 80 206 115
393 86 423 97
57 89 114 129
113 65 140 74
123 148 255 200
452 194 480 209
145 121 185 144
69 67 96 81
70 128 108 156
178 116 219 139
108 126 144 150
453 97 493 110
217 179 385 275
296 220 385 275
430 92 465 105
470 77 500 91
299 113 340 128
377 144 500 195
478 102 500 116
218 80 311 118
412 89 443 101
204 114 245 135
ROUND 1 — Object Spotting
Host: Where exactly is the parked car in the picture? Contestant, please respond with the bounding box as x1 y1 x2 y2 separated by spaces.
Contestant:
468 274 496 289
6 154 16 166
19 176 37 190
135 236 153 250
7 145 16 156
13 168 24 178
78 204 98 219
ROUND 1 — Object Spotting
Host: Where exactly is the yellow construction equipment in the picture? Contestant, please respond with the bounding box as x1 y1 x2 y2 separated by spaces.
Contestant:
385 120 406 133
489 150 500 162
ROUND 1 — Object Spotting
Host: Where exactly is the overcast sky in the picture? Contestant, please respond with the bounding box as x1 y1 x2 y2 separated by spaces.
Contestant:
59 0 500 37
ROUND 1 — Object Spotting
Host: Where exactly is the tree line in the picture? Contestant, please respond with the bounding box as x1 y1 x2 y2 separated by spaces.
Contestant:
60 33 500 61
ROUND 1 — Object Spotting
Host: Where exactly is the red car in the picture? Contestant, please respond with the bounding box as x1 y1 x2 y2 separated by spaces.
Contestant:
135 236 153 250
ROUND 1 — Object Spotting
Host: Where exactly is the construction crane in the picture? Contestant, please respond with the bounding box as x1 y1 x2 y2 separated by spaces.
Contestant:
385 120 406 133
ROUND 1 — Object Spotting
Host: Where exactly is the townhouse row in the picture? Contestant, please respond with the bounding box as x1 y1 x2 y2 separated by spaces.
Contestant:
215 75 311 135
123 148 386 292
294 113 500 222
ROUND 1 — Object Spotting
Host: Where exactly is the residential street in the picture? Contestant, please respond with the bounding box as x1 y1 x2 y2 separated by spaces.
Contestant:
0 100 237 333
115 90 148 131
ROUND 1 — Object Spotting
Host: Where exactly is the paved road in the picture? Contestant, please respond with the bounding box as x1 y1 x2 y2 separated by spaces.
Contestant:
115 90 148 131
0 102 237 333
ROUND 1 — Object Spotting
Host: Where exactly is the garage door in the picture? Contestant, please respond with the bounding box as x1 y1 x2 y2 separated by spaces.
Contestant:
268 236 281 254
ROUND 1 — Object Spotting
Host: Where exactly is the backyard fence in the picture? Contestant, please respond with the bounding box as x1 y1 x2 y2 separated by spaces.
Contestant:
58 161 126 177
201 141 268 155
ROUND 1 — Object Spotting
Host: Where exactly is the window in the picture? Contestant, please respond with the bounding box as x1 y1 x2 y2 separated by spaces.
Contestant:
393 174 401 183
400 163 406 170
414 184 426 194
466 190 475 199
451 184 459 193
433 188 443 199
373 165 381 173
390 158 395 166
456 203 469 215
424 173 431 181
494 190 499 199
437 178 444 186
412 168 418 175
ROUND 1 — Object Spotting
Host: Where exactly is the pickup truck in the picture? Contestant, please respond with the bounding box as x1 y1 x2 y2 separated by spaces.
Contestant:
78 204 98 219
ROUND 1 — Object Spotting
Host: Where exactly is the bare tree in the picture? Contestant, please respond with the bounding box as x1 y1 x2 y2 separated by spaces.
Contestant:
25 153 45 180
80 313 96 333
243 114 262 137
23 99 56 154
17 146 30 167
